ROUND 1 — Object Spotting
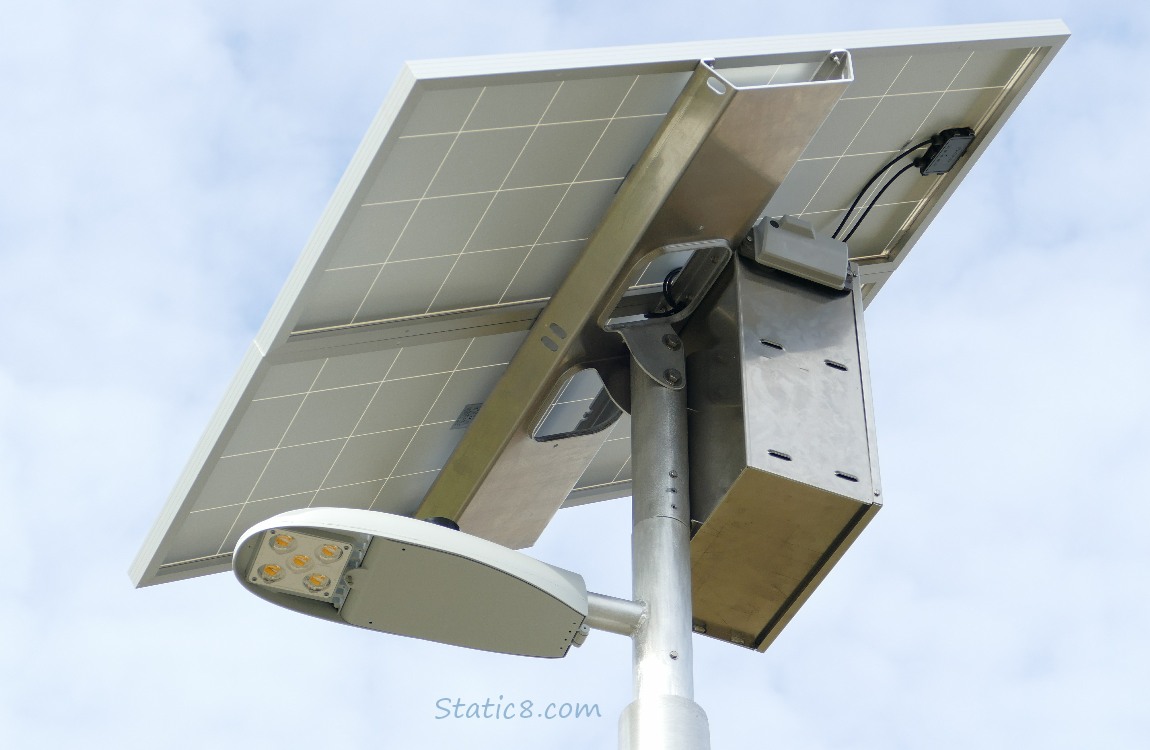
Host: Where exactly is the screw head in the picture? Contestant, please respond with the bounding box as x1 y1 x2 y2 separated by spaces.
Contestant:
662 333 682 351
663 368 682 386
670 651 679 660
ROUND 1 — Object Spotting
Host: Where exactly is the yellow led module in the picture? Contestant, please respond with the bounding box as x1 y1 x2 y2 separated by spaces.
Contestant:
268 533 296 553
303 573 332 593
247 527 358 602
257 564 285 583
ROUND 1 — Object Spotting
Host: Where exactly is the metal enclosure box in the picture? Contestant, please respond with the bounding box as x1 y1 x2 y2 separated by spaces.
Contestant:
683 257 881 651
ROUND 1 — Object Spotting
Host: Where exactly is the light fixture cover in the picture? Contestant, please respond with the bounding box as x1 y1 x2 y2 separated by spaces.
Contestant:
233 508 589 658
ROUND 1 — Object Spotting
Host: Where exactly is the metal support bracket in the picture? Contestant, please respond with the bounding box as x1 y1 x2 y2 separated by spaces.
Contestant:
604 240 730 390
616 324 686 390
601 240 733 329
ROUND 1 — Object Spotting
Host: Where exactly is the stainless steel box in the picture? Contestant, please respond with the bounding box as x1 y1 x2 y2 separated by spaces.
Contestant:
683 256 881 651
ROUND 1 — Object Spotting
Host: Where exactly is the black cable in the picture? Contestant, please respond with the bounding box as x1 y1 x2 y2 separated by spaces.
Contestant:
646 267 686 318
662 267 681 306
832 138 932 240
841 161 917 243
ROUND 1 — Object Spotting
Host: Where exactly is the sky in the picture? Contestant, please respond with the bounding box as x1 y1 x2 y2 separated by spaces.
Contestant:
1 1 1147 748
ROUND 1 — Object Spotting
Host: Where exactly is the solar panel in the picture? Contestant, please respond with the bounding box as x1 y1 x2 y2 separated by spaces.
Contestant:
132 21 1068 587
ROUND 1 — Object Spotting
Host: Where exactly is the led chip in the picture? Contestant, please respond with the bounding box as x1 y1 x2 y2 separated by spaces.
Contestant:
304 573 332 593
269 533 296 553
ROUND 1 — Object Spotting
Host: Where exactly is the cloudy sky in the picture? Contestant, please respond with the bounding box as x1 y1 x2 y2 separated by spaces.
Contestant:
2 1 1147 748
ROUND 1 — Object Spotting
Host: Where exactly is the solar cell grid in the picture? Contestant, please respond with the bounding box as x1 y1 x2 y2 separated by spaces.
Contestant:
163 332 525 566
299 73 687 331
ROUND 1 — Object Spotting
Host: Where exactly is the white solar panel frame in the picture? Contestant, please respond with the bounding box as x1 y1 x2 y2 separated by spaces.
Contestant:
132 21 1069 587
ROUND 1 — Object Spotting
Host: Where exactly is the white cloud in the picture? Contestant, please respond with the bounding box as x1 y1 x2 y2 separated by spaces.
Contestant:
2 2 1147 748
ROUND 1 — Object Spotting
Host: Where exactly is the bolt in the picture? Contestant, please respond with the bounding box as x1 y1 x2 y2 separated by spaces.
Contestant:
669 470 678 478
693 623 707 634
662 333 682 351
664 368 682 386
670 651 679 660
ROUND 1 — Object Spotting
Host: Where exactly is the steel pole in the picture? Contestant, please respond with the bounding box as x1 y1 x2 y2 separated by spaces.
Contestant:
618 354 710 750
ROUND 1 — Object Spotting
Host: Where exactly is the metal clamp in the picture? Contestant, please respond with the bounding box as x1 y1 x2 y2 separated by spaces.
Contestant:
601 240 732 331
615 324 686 390
602 240 730 389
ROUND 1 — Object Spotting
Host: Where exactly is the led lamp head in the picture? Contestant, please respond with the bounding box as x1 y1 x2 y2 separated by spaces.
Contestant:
232 508 590 658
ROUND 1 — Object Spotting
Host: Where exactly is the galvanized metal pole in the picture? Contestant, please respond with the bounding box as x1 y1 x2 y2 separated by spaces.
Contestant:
618 354 710 750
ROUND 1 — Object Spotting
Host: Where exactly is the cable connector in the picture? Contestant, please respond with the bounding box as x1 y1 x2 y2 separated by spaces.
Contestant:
916 127 975 175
